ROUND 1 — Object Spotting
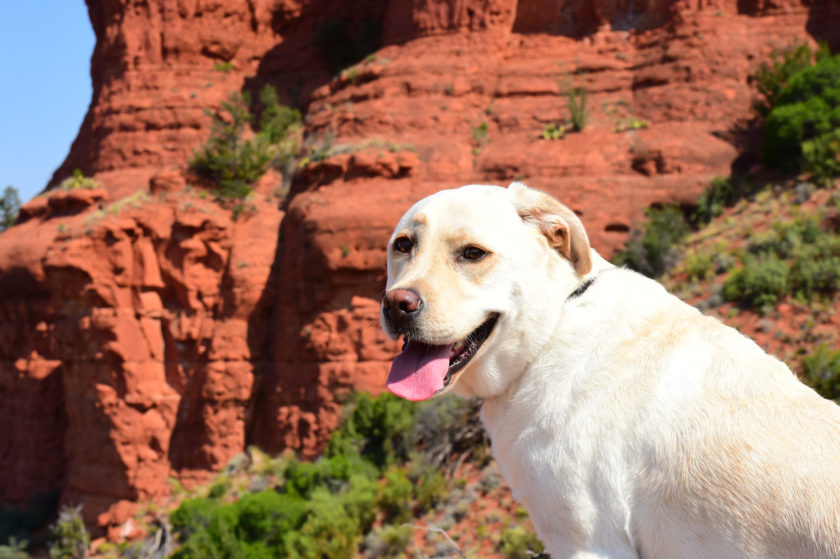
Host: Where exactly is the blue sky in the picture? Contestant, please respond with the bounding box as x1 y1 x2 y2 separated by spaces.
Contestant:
0 1 94 204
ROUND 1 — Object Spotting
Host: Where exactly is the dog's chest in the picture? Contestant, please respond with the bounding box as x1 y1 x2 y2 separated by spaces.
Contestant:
481 391 634 537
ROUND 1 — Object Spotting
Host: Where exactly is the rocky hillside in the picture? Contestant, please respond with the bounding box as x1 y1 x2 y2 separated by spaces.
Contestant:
662 182 840 379
2 0 839 536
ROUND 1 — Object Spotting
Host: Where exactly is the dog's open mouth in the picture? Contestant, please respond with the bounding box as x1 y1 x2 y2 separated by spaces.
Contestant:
386 314 499 401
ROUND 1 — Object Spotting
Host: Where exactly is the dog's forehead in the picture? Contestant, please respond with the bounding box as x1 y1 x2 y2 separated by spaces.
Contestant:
399 185 517 231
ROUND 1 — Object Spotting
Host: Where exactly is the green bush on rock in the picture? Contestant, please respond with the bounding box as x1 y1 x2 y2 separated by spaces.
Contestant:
169 392 484 559
760 43 840 185
190 85 301 199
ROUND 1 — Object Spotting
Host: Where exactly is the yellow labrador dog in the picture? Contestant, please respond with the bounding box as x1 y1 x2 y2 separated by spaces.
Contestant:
381 182 840 558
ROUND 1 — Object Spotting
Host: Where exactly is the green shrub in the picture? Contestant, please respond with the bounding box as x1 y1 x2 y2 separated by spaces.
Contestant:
748 217 824 258
171 498 256 559
59 169 100 191
694 176 744 225
567 85 587 132
213 61 235 73
792 253 840 300
285 488 365 559
257 86 302 149
207 479 231 499
378 468 413 523
683 249 715 281
282 454 376 500
614 117 648 132
801 343 840 401
613 205 690 278
723 253 790 310
190 86 301 199
48 505 89 559
413 395 485 467
611 175 767 279
472 122 489 146
190 91 269 198
789 227 840 300
362 524 412 559
753 42 814 116
802 127 840 185
326 392 417 468
280 473 377 559
168 392 476 559
761 45 840 184
336 473 379 532
236 491 307 548
541 123 565 140
173 476 378 559
499 525 547 559
408 460 448 512
623 197 840 310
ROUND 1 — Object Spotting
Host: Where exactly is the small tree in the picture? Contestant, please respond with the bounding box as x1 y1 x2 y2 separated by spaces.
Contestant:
0 186 20 232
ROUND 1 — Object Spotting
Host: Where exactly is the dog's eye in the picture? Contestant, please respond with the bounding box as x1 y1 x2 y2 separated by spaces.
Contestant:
393 236 413 254
462 245 487 261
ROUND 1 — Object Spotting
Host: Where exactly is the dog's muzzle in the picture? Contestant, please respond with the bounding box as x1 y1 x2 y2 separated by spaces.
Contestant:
382 288 423 335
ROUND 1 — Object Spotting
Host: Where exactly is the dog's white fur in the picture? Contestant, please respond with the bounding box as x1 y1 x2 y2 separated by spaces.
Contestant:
384 182 840 558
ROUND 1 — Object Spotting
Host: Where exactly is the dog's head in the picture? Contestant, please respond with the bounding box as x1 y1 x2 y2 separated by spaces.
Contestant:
382 182 593 400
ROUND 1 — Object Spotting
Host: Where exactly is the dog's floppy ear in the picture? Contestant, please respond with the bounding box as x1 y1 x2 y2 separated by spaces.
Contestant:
508 182 592 276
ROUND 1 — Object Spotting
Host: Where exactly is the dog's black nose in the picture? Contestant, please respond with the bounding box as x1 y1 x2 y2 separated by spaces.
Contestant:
383 288 422 331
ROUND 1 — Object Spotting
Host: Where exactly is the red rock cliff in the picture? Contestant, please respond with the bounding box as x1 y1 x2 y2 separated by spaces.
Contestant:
2 0 838 535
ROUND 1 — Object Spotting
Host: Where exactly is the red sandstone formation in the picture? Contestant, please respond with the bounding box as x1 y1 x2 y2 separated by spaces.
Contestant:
2 0 838 535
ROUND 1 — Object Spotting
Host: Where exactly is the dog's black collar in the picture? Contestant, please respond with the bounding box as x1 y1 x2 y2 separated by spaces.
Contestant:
567 276 596 300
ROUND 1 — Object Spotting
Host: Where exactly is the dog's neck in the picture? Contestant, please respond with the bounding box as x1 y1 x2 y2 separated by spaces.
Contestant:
480 253 615 413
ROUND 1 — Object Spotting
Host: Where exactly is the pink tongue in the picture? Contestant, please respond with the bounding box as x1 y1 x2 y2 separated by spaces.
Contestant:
387 340 453 401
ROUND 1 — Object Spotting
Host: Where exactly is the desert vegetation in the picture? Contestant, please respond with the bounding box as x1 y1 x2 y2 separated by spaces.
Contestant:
538 79 589 141
723 212 840 309
59 169 101 191
757 43 840 185
566 82 587 133
64 393 545 558
190 85 302 199
164 393 546 558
